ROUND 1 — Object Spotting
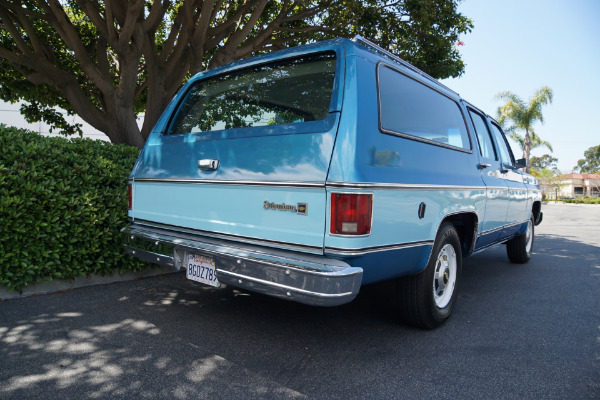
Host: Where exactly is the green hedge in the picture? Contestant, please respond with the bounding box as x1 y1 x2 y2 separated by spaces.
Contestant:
546 197 600 204
0 125 146 292
562 197 600 204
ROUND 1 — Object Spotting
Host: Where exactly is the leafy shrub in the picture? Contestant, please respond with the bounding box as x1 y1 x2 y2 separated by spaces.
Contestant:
562 197 600 204
0 125 145 292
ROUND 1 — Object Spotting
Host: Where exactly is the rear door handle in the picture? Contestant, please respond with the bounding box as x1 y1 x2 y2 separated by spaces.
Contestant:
198 159 220 171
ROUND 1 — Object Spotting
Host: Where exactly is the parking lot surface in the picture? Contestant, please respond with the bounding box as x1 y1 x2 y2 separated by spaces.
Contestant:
1 203 599 399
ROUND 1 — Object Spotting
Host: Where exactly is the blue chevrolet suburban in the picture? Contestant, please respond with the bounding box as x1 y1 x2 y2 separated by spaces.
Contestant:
122 37 542 329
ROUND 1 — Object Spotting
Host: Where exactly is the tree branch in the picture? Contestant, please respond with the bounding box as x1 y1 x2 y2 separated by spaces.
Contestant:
142 0 170 33
209 0 268 66
160 0 196 68
1 50 109 133
205 0 259 45
189 0 218 73
39 0 114 94
104 0 120 46
0 7 34 55
118 0 145 53
74 0 109 39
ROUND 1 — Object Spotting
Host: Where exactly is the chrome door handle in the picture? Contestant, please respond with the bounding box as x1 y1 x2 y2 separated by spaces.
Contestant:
478 163 491 169
198 159 220 171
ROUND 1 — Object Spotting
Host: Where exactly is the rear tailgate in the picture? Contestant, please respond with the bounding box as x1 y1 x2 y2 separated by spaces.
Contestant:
130 125 338 253
129 48 344 254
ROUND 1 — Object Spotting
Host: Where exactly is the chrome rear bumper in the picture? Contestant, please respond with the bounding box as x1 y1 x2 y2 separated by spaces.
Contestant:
121 223 363 306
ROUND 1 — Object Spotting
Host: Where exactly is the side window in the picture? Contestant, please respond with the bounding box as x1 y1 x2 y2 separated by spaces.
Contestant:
489 123 515 167
468 109 497 161
378 65 471 151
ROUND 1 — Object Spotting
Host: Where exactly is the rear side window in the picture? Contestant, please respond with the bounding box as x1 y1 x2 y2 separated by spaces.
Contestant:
378 65 471 151
167 52 337 135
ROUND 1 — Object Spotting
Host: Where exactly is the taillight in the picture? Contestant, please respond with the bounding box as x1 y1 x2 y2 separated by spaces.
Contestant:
128 183 133 210
330 193 373 235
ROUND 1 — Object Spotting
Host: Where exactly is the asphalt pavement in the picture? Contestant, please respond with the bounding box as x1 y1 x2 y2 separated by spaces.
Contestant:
1 203 599 399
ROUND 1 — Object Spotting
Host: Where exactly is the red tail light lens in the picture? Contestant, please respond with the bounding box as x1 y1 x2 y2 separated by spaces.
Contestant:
331 193 373 235
128 183 133 210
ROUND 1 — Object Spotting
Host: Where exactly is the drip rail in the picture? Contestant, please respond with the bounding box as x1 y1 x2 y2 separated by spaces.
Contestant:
351 35 458 95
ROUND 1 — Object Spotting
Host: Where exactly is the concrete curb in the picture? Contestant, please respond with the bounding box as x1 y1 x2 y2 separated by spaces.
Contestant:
0 265 180 301
542 202 599 206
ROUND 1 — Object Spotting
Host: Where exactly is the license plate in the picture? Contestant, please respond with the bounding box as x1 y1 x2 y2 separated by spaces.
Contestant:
186 254 220 287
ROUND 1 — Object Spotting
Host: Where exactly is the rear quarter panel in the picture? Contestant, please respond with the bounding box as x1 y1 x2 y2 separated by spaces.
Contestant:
326 53 485 283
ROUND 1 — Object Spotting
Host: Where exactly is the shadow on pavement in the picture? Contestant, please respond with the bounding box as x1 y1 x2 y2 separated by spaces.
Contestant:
0 233 598 399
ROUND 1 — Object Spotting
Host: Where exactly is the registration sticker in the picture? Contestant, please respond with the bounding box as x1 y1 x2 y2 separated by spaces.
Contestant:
186 254 220 287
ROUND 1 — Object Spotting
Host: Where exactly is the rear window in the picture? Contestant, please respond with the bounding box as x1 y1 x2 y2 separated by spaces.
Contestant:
378 65 470 151
167 52 337 135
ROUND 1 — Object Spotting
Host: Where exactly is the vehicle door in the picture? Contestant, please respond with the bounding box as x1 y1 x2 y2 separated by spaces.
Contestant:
467 107 509 248
487 121 529 238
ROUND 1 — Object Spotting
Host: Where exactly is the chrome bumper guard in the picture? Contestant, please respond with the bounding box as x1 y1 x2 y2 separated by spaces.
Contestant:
121 224 363 306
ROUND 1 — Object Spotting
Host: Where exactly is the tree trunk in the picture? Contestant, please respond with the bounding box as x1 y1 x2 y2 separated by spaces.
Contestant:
523 128 531 174
106 109 145 148
101 92 146 148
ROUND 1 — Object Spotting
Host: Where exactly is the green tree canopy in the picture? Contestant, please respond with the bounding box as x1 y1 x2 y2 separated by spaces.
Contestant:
529 153 558 177
495 86 553 173
530 154 558 171
574 145 600 173
0 0 473 147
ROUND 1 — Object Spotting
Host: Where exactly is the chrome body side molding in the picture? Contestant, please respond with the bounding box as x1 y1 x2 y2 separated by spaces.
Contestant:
132 178 325 189
325 241 433 256
327 181 487 191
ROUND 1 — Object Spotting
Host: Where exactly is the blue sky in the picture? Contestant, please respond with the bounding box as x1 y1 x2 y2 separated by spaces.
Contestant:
1 0 598 172
441 0 600 172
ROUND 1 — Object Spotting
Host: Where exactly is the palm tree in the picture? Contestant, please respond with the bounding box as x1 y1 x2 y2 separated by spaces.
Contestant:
495 86 553 173
509 130 553 158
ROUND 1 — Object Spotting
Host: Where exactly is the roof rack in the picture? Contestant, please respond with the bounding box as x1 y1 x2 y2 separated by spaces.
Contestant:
351 35 457 95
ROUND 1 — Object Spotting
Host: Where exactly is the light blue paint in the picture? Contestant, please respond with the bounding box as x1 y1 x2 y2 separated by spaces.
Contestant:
127 37 542 288
133 182 328 248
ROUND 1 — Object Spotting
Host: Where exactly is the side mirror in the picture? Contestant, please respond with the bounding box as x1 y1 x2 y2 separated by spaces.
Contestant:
515 158 527 169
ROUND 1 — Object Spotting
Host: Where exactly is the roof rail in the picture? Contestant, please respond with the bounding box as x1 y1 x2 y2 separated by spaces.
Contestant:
351 35 457 95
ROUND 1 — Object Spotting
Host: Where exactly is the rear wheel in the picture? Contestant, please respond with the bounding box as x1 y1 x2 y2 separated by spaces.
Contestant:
506 214 534 264
398 222 462 329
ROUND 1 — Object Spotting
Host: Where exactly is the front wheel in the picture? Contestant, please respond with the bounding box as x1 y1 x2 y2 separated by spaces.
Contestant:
506 214 534 264
398 222 462 329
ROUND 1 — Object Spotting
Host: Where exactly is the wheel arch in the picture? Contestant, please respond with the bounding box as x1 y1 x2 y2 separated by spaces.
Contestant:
532 200 543 225
422 211 479 270
437 212 479 258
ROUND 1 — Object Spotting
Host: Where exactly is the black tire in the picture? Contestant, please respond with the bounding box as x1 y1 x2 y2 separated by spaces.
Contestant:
506 214 534 264
398 222 462 329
